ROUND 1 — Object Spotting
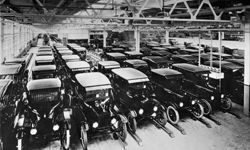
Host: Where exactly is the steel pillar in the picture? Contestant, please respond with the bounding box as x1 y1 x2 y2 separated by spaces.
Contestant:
0 18 3 63
244 23 250 116
165 30 169 44
134 26 140 52
103 31 107 47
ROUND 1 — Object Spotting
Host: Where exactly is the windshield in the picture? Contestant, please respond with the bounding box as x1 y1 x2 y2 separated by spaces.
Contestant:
165 78 182 92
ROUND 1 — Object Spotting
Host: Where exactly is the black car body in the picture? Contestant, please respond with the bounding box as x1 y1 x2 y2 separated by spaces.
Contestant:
172 63 232 114
106 53 126 65
97 61 120 77
150 50 172 58
208 52 233 60
225 59 244 66
191 53 218 64
150 68 204 124
124 51 143 59
143 56 172 69
111 68 167 133
172 54 199 65
14 78 71 150
123 59 150 75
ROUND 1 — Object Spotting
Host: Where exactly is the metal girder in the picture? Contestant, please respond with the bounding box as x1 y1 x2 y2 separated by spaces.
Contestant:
84 0 97 15
97 0 112 16
48 0 66 23
0 12 231 23
34 0 48 14
136 0 150 17
194 0 218 20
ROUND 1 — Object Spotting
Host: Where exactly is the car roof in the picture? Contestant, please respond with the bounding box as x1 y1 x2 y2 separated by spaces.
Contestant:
32 65 56 72
98 61 120 69
58 50 73 55
35 56 54 61
151 68 183 78
124 59 148 66
192 53 217 60
4 58 25 64
0 79 13 97
225 59 244 66
66 61 90 70
36 51 53 56
73 47 86 52
75 72 111 91
172 63 210 74
57 47 70 51
112 68 149 83
151 50 172 56
173 54 197 60
143 56 169 63
106 52 126 57
205 61 244 70
62 55 80 61
111 48 125 51
124 51 143 56
209 52 232 57
27 78 61 91
152 47 167 51
0 64 22 75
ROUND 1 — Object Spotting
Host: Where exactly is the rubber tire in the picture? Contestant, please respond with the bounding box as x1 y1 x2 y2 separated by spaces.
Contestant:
191 103 204 119
61 126 70 150
220 97 232 111
80 126 88 150
118 123 127 142
199 99 212 115
127 115 137 134
156 110 168 126
166 105 180 125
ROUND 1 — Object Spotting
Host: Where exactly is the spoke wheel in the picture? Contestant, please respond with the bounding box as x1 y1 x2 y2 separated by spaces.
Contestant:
199 99 212 115
80 126 88 150
191 103 204 119
166 105 180 125
156 110 168 126
127 115 137 133
61 124 70 150
220 97 232 111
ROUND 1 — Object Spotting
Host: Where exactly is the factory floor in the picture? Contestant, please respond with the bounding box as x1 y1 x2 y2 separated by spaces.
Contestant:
33 103 250 150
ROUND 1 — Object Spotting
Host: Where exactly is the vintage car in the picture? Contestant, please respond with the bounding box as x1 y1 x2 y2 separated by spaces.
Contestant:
36 51 53 56
124 51 143 59
152 47 168 51
58 50 74 56
191 53 218 64
106 53 127 65
0 64 23 85
97 61 120 77
179 48 203 54
140 47 151 56
123 59 150 75
66 61 90 75
14 78 72 150
110 68 167 133
165 46 180 54
35 56 54 66
172 63 233 114
208 52 233 60
0 79 17 150
109 47 125 53
142 56 172 69
72 72 128 149
69 46 87 60
205 61 244 105
172 54 199 65
150 68 204 124
32 65 57 79
150 50 172 58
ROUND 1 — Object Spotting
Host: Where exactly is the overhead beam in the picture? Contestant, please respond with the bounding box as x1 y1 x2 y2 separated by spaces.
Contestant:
34 0 48 14
0 0 6 5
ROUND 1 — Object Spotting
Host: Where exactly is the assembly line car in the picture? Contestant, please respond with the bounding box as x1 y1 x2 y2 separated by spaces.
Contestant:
205 60 244 105
14 78 72 150
106 53 127 65
96 61 121 78
142 56 172 69
123 59 150 75
110 68 167 133
150 68 204 124
124 51 144 59
71 72 128 149
172 63 233 115
172 54 199 65
31 65 57 79
35 56 54 66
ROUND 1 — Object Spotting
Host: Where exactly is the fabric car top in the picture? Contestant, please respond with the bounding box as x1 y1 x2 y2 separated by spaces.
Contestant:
191 53 217 60
36 51 53 56
112 68 149 84
35 56 53 62
98 61 120 69
173 63 210 74
205 61 243 71
57 47 70 51
32 65 56 72
75 72 112 91
143 56 169 64
208 52 232 57
58 50 73 55
151 68 183 79
66 61 90 70
0 64 22 75
172 54 197 61
27 78 61 91
0 79 12 98
4 58 25 64
106 52 126 58
151 50 172 56
152 47 167 51
62 55 80 61
73 47 86 52
225 59 244 66
111 48 125 52
124 59 148 67
124 51 143 56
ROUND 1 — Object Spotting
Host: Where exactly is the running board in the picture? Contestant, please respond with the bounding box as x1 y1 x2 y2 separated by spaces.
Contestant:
226 111 241 119
205 115 222 125
191 117 212 128
151 119 175 138
128 130 143 146
169 122 187 135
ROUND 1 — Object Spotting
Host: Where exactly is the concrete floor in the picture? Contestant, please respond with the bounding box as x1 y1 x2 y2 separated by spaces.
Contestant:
33 103 250 150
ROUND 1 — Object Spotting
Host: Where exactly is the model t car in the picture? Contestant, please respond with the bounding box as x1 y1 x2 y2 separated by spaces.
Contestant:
172 54 199 65
150 68 204 124
123 59 150 75
96 61 120 77
14 78 72 150
32 65 57 79
106 53 126 65
71 72 128 149
110 68 167 133
172 63 233 115
142 56 172 69
62 55 81 63
205 60 244 105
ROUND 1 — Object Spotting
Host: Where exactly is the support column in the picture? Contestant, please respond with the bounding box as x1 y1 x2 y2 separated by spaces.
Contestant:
244 23 250 116
103 31 107 47
11 22 15 58
134 26 140 52
165 30 170 44
0 18 3 63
